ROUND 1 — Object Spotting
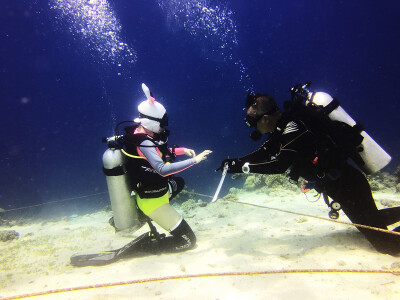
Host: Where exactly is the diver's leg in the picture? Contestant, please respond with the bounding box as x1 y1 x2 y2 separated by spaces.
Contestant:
378 207 400 227
167 218 196 251
148 202 181 231
136 192 196 253
325 164 400 255
148 203 196 252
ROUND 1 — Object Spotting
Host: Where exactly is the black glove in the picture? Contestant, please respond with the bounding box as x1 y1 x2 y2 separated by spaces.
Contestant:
216 158 243 173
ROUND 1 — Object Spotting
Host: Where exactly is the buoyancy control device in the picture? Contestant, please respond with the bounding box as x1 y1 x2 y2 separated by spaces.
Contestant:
289 81 391 175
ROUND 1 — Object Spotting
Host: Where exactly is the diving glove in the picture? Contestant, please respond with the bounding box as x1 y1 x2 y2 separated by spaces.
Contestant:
217 158 243 173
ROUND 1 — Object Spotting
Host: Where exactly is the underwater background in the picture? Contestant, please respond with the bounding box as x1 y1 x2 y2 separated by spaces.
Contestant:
1 0 400 214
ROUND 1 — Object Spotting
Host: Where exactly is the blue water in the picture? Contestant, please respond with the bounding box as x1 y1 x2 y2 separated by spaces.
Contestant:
1 0 400 210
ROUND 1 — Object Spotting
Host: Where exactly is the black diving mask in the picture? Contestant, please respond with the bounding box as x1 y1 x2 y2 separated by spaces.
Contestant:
244 94 264 140
154 128 170 143
245 93 257 109
244 92 277 128
250 130 262 141
139 112 169 128
244 114 264 128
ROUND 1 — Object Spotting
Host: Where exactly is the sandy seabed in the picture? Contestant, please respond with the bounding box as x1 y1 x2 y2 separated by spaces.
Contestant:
1 190 400 300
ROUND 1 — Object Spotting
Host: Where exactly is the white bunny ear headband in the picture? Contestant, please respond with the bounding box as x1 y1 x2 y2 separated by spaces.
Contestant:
142 83 155 104
134 83 167 133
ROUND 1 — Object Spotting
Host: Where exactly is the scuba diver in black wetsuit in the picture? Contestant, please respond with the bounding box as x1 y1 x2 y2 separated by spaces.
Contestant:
218 84 400 256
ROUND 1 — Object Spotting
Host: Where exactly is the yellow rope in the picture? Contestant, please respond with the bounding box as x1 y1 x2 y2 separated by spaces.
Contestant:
3 269 398 300
3 189 398 236
223 199 400 236
184 191 400 236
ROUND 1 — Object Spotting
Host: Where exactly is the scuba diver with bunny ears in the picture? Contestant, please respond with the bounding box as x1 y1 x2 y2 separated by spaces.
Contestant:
71 84 211 267
121 83 211 253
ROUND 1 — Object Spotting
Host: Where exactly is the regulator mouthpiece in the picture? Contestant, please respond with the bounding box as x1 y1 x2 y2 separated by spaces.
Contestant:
250 130 262 141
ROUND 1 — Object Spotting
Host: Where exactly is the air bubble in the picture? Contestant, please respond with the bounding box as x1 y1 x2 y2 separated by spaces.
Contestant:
50 0 136 67
156 0 239 59
156 0 253 91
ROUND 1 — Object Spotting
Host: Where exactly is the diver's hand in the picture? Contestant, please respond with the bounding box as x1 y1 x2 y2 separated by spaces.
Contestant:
217 158 243 173
195 150 212 163
184 148 196 157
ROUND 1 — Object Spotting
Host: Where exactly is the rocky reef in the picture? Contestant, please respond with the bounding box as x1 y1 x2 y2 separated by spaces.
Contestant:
0 230 19 242
394 165 400 193
226 165 400 198
367 168 400 193
230 171 301 194
172 187 197 205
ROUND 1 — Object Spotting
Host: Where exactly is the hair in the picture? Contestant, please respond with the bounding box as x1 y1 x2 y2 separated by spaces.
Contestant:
254 93 280 115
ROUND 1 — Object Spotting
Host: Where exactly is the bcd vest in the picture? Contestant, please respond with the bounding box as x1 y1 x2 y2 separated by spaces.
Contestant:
122 132 170 199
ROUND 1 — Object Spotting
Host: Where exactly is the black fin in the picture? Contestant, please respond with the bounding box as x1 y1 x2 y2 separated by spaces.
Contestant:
70 251 118 267
70 232 150 267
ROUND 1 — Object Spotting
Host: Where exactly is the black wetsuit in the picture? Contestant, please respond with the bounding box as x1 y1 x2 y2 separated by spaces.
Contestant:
234 115 400 255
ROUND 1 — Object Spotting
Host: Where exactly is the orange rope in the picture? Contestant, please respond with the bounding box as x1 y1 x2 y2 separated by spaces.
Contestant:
2 192 399 299
3 269 398 300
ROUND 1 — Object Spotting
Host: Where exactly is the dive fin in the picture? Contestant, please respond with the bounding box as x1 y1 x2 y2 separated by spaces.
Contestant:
70 232 150 267
70 251 118 267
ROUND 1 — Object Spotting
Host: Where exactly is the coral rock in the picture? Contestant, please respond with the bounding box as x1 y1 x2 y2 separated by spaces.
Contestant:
0 230 19 242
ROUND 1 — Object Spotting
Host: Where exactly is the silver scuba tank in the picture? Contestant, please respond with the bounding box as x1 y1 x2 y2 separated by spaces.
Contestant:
308 92 391 174
103 142 144 231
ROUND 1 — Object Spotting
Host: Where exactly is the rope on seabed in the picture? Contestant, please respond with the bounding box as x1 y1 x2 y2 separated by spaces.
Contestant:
185 191 400 237
1 192 108 212
2 191 399 299
4 190 399 236
2 269 399 300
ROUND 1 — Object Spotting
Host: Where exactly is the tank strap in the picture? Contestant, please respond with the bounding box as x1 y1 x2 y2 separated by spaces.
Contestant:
353 121 364 133
103 166 126 176
322 98 340 115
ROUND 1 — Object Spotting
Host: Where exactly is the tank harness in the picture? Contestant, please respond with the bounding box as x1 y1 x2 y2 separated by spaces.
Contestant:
283 85 366 219
119 125 181 216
